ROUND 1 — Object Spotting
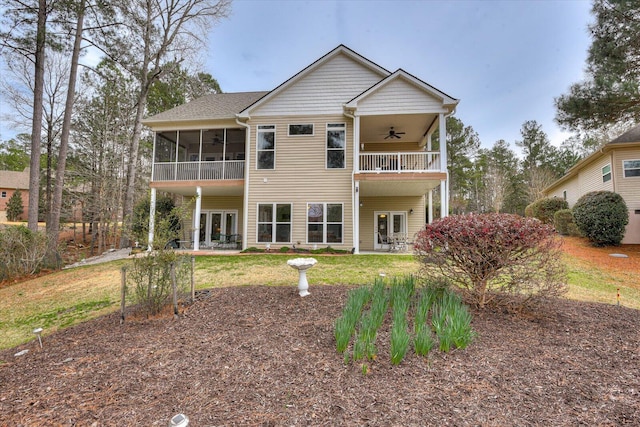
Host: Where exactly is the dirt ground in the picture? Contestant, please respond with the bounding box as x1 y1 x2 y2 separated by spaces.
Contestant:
0 236 639 426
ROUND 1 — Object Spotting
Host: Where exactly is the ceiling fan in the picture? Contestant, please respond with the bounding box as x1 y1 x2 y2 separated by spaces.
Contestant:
384 127 405 139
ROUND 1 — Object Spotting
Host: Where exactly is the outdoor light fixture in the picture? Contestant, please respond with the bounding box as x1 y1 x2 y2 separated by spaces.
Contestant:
410 209 414 215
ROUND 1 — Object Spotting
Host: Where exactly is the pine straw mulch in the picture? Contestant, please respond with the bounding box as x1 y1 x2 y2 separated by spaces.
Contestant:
1 283 639 426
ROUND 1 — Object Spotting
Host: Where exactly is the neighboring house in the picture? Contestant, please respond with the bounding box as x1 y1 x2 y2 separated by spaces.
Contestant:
142 45 458 252
0 168 30 222
544 124 640 244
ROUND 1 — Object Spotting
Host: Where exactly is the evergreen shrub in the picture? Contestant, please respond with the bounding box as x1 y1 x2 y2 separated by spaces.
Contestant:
553 209 574 235
527 197 569 224
572 191 628 246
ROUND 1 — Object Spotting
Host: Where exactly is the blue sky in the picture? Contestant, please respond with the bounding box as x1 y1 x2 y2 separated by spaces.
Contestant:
204 0 593 149
0 0 593 151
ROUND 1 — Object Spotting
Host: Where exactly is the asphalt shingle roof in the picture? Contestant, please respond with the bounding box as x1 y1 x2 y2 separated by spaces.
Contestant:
0 168 29 189
609 124 640 144
143 91 269 124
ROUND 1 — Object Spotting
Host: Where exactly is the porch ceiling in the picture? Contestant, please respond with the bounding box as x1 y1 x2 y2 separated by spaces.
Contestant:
150 180 244 197
359 113 435 144
357 175 442 197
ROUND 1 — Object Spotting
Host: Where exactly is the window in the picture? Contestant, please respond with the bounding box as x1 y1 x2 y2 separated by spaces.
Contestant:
307 203 343 244
257 125 275 169
288 124 313 136
257 203 291 243
602 164 611 182
623 160 640 177
562 190 567 201
1 191 6 198
326 123 346 169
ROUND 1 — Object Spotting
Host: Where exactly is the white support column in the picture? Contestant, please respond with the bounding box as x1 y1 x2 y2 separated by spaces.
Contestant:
194 186 202 251
147 187 156 251
428 190 433 223
354 181 360 254
439 113 449 217
352 114 360 254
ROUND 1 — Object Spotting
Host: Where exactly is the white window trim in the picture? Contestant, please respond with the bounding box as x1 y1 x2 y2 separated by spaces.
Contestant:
623 159 640 178
256 125 276 170
602 163 612 182
288 124 314 136
306 202 344 244
326 123 346 169
256 203 292 244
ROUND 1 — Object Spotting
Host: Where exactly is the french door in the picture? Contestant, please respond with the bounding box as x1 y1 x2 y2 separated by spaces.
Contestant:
374 211 406 250
197 210 237 247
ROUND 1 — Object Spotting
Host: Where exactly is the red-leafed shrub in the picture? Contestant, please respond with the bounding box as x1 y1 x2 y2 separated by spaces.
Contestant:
414 213 567 310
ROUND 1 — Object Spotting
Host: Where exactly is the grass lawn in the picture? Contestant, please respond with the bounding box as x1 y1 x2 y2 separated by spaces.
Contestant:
0 248 638 350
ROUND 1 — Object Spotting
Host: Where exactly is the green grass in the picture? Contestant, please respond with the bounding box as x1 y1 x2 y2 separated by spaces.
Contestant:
1 251 638 351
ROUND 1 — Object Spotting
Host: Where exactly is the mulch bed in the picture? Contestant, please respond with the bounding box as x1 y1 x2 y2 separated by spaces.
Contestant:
1 285 639 426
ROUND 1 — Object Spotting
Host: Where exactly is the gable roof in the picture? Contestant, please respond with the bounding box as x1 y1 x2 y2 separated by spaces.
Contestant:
143 91 268 125
238 45 391 118
344 68 459 111
544 124 640 192
0 168 30 190
609 123 640 144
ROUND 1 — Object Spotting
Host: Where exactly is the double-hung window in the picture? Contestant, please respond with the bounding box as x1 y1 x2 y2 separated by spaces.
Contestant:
307 203 343 244
602 164 612 182
257 203 291 243
326 123 346 169
623 160 640 177
257 125 275 169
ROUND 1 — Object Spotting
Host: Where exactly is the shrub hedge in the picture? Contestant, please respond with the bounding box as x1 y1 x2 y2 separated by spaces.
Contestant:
526 197 569 224
572 191 628 246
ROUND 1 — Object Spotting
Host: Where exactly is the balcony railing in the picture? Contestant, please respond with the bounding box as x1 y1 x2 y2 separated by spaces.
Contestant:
359 152 441 173
152 160 244 181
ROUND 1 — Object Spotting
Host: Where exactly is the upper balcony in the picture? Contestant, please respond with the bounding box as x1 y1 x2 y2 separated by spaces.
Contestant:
153 160 244 181
358 151 441 173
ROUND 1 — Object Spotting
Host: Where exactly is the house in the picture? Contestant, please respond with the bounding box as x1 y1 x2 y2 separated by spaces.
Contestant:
544 124 640 244
142 45 459 253
0 168 29 222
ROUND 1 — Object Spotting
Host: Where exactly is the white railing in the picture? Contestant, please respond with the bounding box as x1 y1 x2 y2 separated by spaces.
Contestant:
359 152 441 173
152 160 245 181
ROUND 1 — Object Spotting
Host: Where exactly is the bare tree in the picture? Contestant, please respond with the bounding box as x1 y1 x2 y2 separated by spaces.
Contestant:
0 0 58 231
46 0 85 257
97 0 231 248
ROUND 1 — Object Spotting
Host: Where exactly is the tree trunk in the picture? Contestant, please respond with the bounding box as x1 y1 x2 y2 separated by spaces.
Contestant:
27 0 48 232
47 0 85 258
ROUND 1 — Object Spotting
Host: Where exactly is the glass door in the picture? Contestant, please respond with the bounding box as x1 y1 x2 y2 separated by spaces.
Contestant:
374 211 407 250
375 213 390 250
196 211 238 247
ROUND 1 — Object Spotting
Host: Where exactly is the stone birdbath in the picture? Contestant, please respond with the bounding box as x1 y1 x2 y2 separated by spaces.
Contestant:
287 257 317 297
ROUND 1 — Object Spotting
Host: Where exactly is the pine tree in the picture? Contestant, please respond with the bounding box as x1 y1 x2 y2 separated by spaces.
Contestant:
6 189 24 221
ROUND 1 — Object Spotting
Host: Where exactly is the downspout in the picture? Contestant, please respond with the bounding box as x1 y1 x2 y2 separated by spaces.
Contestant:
344 109 360 254
236 116 250 251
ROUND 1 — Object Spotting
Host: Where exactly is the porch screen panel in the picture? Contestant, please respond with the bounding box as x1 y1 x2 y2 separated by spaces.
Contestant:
155 131 177 162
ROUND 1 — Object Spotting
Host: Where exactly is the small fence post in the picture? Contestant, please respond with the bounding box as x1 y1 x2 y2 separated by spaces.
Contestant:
171 262 178 319
191 256 195 303
120 266 127 324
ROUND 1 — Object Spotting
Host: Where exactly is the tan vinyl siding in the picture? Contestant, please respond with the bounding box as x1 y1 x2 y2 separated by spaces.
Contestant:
613 148 640 206
357 78 443 115
613 148 640 244
251 55 384 116
246 115 354 248
579 154 614 195
359 196 425 251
